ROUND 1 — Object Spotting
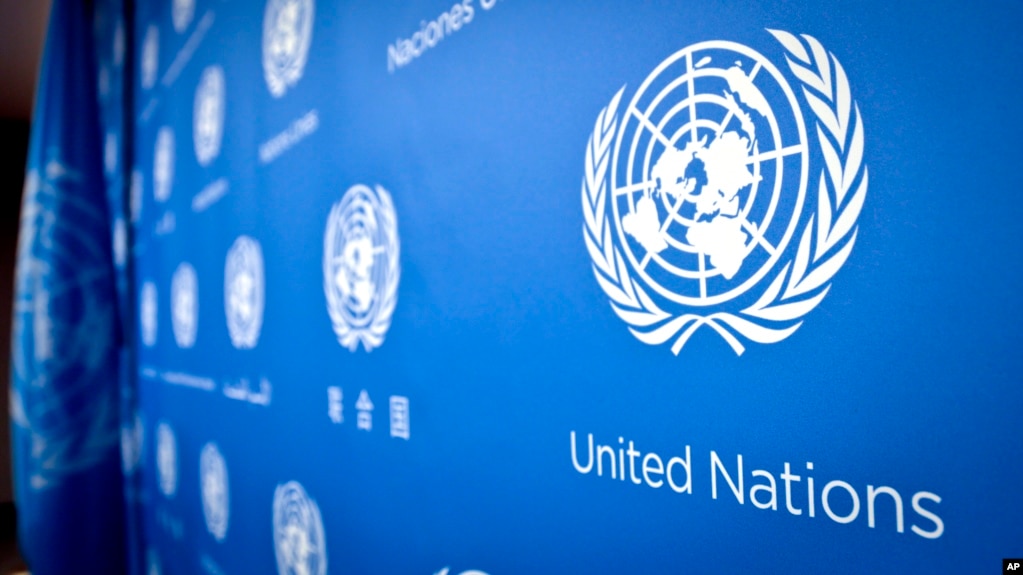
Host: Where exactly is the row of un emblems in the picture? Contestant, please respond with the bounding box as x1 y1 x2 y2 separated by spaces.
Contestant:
149 65 224 204
141 0 312 92
147 478 327 575
153 422 329 572
153 422 232 542
139 185 401 354
147 0 315 205
140 236 265 349
156 427 328 575
582 30 867 355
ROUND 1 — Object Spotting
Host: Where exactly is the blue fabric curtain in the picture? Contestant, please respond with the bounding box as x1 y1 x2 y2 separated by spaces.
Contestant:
11 0 132 572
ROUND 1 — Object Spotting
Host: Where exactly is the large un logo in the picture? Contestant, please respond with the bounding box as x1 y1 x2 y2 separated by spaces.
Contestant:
323 184 400 352
171 262 198 349
200 442 230 542
582 30 868 355
225 236 265 349
12 169 120 488
273 481 327 575
262 0 315 98
194 66 225 166
156 421 177 498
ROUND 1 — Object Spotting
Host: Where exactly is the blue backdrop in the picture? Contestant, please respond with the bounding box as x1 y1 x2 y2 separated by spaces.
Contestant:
15 1 1023 574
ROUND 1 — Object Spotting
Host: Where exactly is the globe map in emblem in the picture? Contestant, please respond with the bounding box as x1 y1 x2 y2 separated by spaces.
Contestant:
323 184 400 352
200 442 230 541
194 66 225 166
154 127 174 202
273 481 327 575
611 41 808 307
584 31 869 354
262 0 315 98
225 236 265 349
171 262 198 349
156 421 177 498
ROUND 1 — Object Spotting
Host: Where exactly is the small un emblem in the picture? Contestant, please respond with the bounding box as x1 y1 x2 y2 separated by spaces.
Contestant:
200 442 230 542
263 0 315 98
582 31 868 355
323 184 400 352
156 421 177 498
171 262 198 349
224 236 265 349
273 481 327 575
140 281 158 347
153 127 174 203
141 25 159 90
173 0 194 33
194 66 225 166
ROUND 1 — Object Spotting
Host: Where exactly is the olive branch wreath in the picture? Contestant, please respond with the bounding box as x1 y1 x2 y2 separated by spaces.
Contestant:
582 30 867 355
324 185 401 352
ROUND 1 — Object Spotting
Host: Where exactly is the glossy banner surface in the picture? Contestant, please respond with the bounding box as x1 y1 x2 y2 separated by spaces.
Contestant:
111 1 1023 573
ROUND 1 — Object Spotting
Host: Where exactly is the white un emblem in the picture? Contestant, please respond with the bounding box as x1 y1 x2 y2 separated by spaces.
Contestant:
225 236 265 349
173 0 194 33
262 0 315 98
141 25 159 90
171 262 198 349
582 31 868 355
140 281 158 347
200 442 230 542
156 421 177 498
323 184 400 352
273 481 327 575
153 127 174 203
194 66 225 166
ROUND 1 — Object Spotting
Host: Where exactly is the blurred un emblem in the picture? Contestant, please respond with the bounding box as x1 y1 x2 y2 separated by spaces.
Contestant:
147 550 162 575
104 132 117 175
225 236 265 349
173 0 194 33
11 169 119 488
171 262 198 349
262 0 315 98
323 184 400 352
113 19 126 67
194 66 225 166
140 281 158 347
131 169 143 222
156 421 177 498
273 481 327 575
200 442 230 541
121 414 143 474
582 30 868 355
153 127 174 202
141 25 158 89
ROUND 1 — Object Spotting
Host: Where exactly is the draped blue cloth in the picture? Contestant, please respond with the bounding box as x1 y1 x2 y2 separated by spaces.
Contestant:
11 0 128 572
